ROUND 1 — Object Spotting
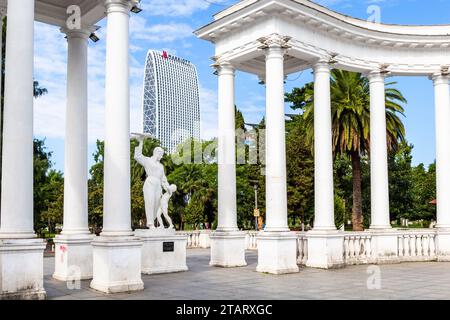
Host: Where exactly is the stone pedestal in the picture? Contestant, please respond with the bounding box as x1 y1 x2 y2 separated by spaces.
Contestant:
90 236 144 294
436 229 450 261
135 229 188 274
0 239 47 300
256 232 299 274
370 229 399 263
210 231 246 267
306 230 344 269
53 234 94 281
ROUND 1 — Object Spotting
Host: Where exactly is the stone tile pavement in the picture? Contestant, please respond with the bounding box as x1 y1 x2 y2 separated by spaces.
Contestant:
44 249 450 300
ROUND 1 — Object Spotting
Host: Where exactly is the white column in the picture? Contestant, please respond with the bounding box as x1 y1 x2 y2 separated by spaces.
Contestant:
313 61 336 230
209 61 246 267
0 7 6 140
216 62 238 232
256 34 298 274
264 39 289 232
53 28 94 282
433 74 450 229
61 28 91 235
91 0 143 293
101 0 133 236
0 0 47 300
0 0 36 239
368 71 391 229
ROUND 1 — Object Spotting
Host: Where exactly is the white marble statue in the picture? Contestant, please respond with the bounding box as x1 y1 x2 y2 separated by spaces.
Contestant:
132 133 174 229
156 184 177 229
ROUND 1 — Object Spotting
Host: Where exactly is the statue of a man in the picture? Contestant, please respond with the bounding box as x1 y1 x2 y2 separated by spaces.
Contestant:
134 136 170 229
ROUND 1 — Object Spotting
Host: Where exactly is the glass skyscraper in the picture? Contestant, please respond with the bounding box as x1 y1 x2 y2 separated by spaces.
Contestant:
142 50 201 153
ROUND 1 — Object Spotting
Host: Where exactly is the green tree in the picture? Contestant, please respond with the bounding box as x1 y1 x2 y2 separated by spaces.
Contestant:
40 170 64 234
411 162 436 223
88 140 104 234
388 142 415 223
34 139 53 235
286 70 407 230
285 115 314 229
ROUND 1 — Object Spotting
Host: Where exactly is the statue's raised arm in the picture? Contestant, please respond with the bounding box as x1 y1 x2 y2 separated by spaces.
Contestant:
131 133 152 167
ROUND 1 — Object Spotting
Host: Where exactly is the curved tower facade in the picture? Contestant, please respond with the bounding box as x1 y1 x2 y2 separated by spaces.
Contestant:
142 50 201 153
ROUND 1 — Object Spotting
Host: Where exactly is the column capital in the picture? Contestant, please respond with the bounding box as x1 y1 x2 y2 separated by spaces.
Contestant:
60 25 97 40
212 60 235 76
313 59 331 74
104 0 136 14
431 69 450 85
258 33 291 58
367 70 388 83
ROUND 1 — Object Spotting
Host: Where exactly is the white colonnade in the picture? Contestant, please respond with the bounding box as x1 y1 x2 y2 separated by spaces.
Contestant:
0 0 143 299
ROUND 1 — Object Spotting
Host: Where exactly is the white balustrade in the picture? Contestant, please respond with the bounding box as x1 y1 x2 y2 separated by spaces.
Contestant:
343 233 373 265
245 231 258 250
397 231 436 261
297 232 308 265
178 229 437 265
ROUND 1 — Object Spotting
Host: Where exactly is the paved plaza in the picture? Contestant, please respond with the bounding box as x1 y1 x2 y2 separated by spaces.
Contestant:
44 249 450 300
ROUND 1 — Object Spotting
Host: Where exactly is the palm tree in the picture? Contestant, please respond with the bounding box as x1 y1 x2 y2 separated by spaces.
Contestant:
286 69 406 231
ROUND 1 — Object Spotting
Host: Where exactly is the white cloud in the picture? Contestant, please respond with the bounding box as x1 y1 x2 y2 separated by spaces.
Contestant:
199 84 218 140
130 16 194 43
142 0 233 17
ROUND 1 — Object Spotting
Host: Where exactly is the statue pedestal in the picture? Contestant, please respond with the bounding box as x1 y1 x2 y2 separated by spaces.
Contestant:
135 228 188 275
90 235 144 294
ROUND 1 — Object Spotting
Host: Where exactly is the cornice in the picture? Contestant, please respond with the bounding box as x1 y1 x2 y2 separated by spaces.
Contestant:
196 0 450 50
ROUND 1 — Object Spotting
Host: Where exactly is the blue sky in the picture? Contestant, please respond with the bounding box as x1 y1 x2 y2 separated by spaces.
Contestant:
33 0 450 173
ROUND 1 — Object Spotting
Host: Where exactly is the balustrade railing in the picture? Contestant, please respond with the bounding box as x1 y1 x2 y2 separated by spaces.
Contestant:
297 232 308 265
397 230 436 261
343 233 373 265
177 230 212 248
178 228 439 265
245 231 258 250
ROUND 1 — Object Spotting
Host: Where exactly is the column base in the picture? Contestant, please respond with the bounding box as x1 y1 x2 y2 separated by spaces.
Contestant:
436 229 450 261
370 229 400 264
210 231 247 267
90 236 144 294
256 232 299 274
306 230 344 269
135 229 188 275
53 233 94 281
0 238 47 300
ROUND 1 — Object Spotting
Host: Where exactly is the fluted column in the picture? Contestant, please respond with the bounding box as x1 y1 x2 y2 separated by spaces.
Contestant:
368 71 391 229
262 35 290 232
0 0 36 239
61 28 91 235
101 0 133 236
433 73 450 229
313 60 336 230
216 62 238 232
